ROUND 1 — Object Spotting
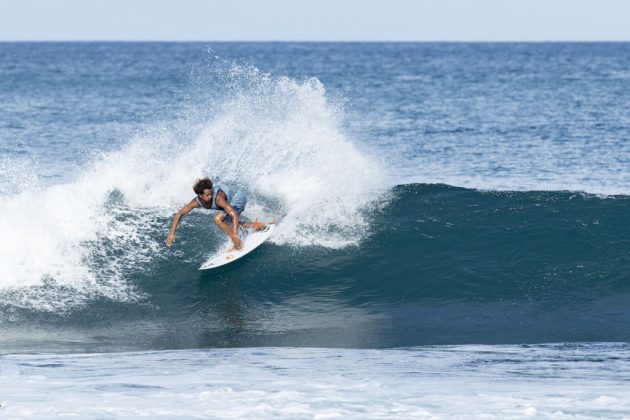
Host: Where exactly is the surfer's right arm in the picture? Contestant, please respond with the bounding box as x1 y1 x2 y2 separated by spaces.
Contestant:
166 199 200 246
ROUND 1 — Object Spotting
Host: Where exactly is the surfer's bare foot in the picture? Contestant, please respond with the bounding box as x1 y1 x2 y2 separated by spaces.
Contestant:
227 243 243 252
248 217 266 230
240 221 265 231
228 234 244 252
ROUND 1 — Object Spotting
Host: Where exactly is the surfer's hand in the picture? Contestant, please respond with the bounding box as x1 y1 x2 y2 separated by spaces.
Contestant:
166 232 176 246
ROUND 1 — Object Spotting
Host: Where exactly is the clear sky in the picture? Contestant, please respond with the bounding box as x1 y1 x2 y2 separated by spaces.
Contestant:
1 0 629 41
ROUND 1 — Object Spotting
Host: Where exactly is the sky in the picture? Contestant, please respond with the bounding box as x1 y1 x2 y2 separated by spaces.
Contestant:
1 0 629 41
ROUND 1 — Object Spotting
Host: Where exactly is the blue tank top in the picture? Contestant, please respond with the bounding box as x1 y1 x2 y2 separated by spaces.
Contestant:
195 183 235 210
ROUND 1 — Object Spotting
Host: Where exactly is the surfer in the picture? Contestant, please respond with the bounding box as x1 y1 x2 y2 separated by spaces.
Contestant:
166 177 256 251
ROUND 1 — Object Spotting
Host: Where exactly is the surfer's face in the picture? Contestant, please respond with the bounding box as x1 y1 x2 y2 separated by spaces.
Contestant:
200 189 212 203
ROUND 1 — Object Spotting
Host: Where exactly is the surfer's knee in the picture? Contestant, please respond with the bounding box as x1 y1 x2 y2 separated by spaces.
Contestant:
214 213 225 225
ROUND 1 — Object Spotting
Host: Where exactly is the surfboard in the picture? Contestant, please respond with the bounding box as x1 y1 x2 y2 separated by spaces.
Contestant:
199 224 276 270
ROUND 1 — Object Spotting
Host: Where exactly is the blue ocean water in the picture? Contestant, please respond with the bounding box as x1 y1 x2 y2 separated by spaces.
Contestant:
1 42 630 417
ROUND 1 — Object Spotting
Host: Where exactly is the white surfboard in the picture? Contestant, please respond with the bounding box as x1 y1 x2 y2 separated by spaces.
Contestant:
199 224 276 270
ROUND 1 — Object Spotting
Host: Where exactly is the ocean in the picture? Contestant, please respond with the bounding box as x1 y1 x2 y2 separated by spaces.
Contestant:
1 42 630 418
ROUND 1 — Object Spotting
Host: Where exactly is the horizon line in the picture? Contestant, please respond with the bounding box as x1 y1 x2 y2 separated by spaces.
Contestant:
2 39 630 43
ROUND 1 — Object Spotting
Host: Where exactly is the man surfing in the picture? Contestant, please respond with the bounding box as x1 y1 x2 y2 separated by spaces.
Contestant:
166 177 251 251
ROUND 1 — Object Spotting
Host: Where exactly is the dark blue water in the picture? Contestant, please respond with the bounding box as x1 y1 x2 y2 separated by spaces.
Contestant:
1 43 630 352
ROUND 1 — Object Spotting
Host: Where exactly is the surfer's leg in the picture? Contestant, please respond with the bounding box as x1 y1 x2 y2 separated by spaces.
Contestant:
213 212 233 236
224 205 244 226
216 211 245 251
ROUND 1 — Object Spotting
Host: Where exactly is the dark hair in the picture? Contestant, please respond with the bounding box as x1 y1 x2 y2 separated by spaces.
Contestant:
193 177 213 195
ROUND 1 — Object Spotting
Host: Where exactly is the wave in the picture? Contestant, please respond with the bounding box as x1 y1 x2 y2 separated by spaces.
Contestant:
2 183 630 350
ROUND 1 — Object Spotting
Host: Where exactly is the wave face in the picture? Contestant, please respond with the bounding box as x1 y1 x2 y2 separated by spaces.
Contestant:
2 184 630 351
